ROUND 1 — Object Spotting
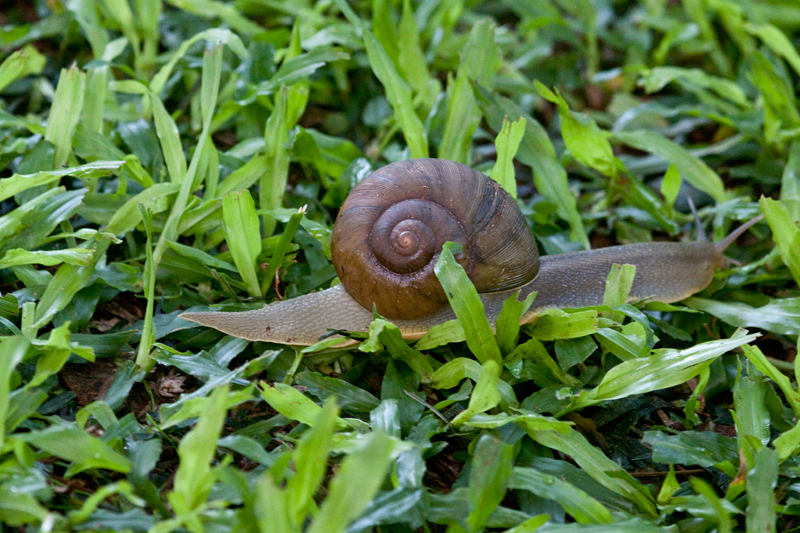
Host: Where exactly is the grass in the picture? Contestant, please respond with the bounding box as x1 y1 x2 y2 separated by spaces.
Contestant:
0 0 799 531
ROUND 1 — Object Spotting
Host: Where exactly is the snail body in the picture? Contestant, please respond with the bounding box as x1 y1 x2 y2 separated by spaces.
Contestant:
181 159 757 346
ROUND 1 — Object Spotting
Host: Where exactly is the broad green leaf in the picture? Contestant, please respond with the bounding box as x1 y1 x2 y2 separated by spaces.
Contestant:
537 82 617 178
45 65 85 168
166 0 262 37
489 117 526 199
461 19 500 89
468 411 572 434
686 297 800 336
32 322 94 387
0 160 125 203
81 65 108 133
306 432 397 533
526 428 656 516
733 370 769 468
361 318 435 382
435 242 502 364
255 474 292 533
286 398 338 528
414 319 466 350
362 28 428 158
0 336 29 447
372 0 398 63
509 467 613 524
656 465 679 505
740 344 800 416
614 130 727 202
643 430 738 470
20 424 132 474
760 197 800 285
0 248 92 268
639 66 750 108
782 139 800 220
749 51 800 142
222 190 262 297
260 382 346 429
261 206 304 295
151 92 186 184
397 0 431 95
572 330 759 409
295 371 380 413
526 309 598 340
438 69 480 163
0 45 45 93
431 357 517 408
602 263 636 324
32 236 113 332
774 419 800 461
745 23 800 77
158 385 255 430
466 434 514 532
451 359 502 426
746 448 777 532
479 91 589 248
661 164 682 209
169 384 229 512
495 290 536 356
149 27 248 94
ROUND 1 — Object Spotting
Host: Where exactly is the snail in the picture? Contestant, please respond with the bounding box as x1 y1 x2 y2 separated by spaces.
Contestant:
180 158 760 346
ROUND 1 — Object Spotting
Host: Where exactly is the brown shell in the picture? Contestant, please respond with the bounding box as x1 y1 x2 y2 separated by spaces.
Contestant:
330 159 540 319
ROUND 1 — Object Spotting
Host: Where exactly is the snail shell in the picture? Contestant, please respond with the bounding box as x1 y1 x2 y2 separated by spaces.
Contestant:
330 159 540 319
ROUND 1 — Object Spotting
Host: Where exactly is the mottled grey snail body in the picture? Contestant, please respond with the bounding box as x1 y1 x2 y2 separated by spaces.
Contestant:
180 159 759 346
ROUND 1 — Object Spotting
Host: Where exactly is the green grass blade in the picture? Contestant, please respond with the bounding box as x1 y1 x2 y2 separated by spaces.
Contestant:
168 384 229 513
760 197 800 285
397 0 432 95
461 19 500 89
745 23 800 77
781 139 800 220
306 432 397 533
509 467 613 524
31 235 113 333
740 344 800 416
286 398 338 528
686 297 800 337
451 359 502 426
537 82 617 178
0 45 45 93
434 242 502 364
479 92 589 248
572 329 760 410
489 117 526 199
527 427 656 516
362 28 428 158
438 69 480 163
0 336 29 448
746 447 778 532
0 161 124 203
151 93 186 184
613 130 727 203
466 434 514 532
44 66 85 168
0 248 92 268
20 424 132 474
223 190 262 297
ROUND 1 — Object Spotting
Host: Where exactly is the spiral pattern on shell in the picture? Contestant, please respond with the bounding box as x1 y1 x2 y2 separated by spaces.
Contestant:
330 159 541 319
